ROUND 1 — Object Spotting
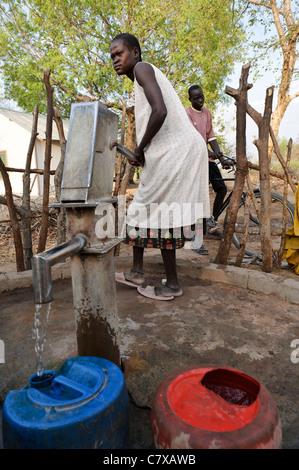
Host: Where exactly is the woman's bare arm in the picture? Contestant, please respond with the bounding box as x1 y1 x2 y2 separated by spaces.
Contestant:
134 62 167 157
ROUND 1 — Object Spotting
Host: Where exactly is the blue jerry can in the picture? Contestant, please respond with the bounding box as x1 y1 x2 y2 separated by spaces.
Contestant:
2 356 130 449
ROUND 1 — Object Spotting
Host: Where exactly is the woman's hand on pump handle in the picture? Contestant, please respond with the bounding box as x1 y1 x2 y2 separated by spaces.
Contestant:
129 146 145 167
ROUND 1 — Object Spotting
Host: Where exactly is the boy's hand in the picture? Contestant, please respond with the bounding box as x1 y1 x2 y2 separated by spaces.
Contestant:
220 160 232 170
220 157 234 170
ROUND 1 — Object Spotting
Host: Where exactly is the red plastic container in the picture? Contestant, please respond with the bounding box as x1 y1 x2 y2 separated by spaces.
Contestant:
151 365 282 449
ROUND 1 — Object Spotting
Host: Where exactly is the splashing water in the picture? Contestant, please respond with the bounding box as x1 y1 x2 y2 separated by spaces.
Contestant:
33 302 52 377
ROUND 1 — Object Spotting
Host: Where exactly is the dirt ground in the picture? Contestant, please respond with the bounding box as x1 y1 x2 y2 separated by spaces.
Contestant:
1 254 299 449
0 176 299 449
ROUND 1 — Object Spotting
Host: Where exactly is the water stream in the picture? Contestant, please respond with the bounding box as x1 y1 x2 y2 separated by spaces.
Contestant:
33 302 52 377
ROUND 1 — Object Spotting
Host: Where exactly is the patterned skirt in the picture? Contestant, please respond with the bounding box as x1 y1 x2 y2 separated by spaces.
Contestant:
123 222 202 250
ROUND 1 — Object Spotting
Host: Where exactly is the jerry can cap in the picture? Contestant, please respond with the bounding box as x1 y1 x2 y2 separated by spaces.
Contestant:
27 362 105 408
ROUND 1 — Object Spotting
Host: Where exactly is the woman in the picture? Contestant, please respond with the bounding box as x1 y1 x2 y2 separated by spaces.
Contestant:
111 33 209 300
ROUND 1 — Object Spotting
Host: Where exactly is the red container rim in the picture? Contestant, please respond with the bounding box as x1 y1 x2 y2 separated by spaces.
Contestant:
166 367 261 432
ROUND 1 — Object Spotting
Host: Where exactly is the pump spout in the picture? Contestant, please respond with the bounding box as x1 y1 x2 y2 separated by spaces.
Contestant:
31 235 86 305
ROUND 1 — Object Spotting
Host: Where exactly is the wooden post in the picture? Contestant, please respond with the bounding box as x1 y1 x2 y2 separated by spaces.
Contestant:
22 104 39 269
119 109 136 196
234 174 256 267
37 70 54 254
253 86 274 273
53 107 67 245
214 64 251 265
0 160 25 272
275 138 293 268
113 99 127 257
113 98 127 198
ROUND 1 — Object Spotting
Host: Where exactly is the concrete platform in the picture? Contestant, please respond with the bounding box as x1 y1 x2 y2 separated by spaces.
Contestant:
0 251 299 449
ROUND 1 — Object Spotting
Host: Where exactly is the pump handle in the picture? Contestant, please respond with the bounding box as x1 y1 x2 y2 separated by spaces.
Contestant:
112 141 140 164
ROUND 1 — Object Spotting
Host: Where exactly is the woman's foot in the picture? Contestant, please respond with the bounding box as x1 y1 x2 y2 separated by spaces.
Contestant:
115 270 145 287
125 270 145 285
155 284 183 297
137 284 183 301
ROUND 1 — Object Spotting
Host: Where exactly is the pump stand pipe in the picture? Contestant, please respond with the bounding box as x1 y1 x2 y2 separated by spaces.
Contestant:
31 235 86 305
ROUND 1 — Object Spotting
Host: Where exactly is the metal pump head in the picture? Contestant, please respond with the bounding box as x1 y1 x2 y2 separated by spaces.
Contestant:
60 101 119 204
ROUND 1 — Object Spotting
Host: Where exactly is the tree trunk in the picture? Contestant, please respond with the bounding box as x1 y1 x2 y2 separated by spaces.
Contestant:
248 0 299 158
37 70 54 253
254 86 274 273
214 64 251 265
119 109 136 196
53 107 67 245
113 100 128 257
0 159 25 271
113 99 127 198
22 104 39 269
269 40 297 157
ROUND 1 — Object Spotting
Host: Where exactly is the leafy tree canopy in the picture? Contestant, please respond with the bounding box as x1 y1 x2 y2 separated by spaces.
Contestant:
240 0 299 78
0 0 245 118
238 0 299 145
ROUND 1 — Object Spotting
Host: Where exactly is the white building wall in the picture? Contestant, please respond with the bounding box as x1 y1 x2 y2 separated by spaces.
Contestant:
0 114 62 197
0 114 40 196
34 139 62 195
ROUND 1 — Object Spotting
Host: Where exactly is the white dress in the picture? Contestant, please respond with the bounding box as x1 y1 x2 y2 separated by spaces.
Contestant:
126 62 210 231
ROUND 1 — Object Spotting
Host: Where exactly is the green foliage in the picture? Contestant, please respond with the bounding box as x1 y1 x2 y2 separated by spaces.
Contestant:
0 0 244 117
238 0 299 81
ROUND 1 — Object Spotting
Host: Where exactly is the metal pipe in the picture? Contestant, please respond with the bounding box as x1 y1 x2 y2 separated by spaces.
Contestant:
31 235 86 304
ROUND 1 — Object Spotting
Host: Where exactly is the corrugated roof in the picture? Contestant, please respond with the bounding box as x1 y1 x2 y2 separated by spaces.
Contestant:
0 108 69 141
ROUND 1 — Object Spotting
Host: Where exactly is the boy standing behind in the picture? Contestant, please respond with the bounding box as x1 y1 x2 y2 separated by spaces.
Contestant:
186 85 231 254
